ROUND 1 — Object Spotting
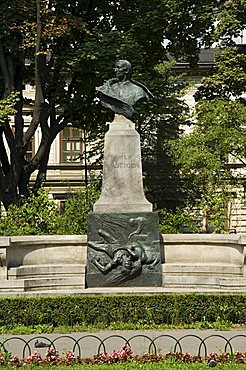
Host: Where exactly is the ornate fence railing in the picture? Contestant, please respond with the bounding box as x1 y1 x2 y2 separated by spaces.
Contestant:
1 333 246 359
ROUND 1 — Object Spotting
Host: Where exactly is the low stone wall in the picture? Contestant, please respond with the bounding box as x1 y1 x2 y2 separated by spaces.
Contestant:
0 234 246 293
7 235 87 267
162 234 246 290
1 235 87 292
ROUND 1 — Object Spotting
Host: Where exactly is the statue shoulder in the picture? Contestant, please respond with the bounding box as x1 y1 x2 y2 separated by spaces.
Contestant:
131 80 155 100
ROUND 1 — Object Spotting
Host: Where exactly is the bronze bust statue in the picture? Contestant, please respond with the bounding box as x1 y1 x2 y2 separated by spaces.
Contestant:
96 60 154 119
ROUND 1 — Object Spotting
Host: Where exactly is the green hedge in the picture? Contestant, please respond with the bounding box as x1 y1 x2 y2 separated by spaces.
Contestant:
0 294 245 327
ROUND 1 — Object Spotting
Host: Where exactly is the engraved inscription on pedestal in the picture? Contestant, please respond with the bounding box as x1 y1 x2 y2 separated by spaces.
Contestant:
111 155 140 169
86 213 162 287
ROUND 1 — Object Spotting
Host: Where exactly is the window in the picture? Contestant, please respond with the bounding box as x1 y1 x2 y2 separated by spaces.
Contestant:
25 138 34 162
60 127 84 163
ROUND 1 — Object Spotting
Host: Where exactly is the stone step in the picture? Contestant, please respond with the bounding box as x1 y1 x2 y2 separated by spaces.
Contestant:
163 275 221 289
162 263 243 277
8 264 85 279
23 276 85 291
220 277 246 288
163 275 246 290
0 274 85 292
0 279 24 292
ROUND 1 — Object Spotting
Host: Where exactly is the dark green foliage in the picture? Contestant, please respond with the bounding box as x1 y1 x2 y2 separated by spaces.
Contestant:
2 0 243 211
0 294 245 328
0 182 100 236
133 60 190 211
55 181 101 235
0 188 60 236
0 92 19 125
159 208 200 234
169 45 246 231
195 47 246 100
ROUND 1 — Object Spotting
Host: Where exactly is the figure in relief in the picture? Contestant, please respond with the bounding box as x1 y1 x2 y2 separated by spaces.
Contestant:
88 216 160 284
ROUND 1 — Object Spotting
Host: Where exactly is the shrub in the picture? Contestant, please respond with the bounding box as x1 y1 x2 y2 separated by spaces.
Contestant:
0 294 245 329
159 208 200 234
0 181 101 236
0 188 59 236
55 180 100 234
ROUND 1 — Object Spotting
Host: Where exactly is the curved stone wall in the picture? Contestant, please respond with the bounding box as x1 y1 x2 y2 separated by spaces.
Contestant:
7 235 87 267
0 234 245 294
162 234 246 290
162 234 245 266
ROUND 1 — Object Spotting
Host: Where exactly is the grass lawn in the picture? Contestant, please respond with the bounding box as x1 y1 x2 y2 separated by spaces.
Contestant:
0 362 245 370
1 321 245 335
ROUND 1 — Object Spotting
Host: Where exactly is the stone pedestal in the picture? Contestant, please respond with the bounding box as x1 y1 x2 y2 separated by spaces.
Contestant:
87 115 162 287
93 115 152 213
86 213 162 287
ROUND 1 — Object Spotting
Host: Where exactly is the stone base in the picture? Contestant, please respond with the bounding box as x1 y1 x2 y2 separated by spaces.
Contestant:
93 115 152 213
86 212 162 287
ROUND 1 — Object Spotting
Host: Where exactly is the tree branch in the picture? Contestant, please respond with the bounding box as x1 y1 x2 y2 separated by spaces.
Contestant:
24 132 49 175
32 142 51 193
0 162 5 185
35 0 44 100
229 152 246 166
3 121 15 151
14 52 25 144
0 128 10 175
86 0 94 22
0 40 15 96
25 0 46 143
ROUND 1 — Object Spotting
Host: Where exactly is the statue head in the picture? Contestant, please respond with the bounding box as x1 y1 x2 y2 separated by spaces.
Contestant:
114 60 132 81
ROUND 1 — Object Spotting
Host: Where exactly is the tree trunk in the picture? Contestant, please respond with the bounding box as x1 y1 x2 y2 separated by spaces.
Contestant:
0 128 10 175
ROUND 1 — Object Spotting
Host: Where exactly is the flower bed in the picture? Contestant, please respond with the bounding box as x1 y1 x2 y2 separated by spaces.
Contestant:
0 345 246 367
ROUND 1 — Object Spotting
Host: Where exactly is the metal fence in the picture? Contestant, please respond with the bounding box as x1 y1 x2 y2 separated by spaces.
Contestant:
1 333 246 359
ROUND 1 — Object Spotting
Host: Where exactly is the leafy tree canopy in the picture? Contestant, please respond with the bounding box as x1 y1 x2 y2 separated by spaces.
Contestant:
170 44 246 232
0 0 245 212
